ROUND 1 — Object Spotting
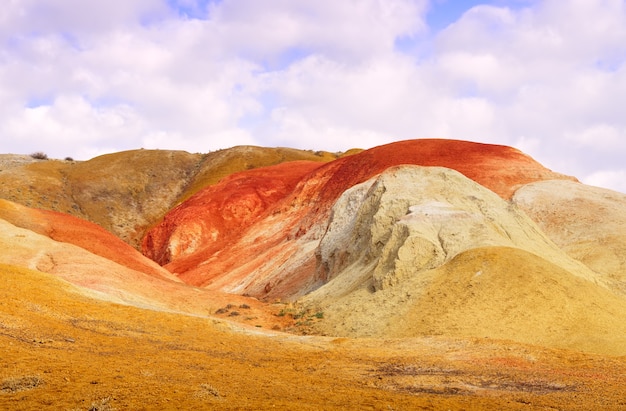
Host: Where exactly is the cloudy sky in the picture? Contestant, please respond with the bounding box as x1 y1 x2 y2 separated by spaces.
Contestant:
1 0 625 192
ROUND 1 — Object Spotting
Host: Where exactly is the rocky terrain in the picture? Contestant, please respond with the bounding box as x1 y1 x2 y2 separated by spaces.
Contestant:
1 139 625 409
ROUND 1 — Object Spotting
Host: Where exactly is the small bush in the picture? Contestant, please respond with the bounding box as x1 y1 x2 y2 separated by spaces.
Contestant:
65 157 74 161
88 397 115 411
1 375 43 393
30 152 48 160
194 383 220 399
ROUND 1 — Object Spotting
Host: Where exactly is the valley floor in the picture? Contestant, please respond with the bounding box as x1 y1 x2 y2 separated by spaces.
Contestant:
1 266 625 410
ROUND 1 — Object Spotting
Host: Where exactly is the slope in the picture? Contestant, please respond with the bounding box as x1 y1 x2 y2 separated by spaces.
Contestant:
513 179 626 295
142 160 324 266
0 199 174 281
3 263 626 410
0 207 289 328
394 246 626 355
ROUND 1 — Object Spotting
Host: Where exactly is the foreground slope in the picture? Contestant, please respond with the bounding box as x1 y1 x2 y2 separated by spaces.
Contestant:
2 263 626 410
0 199 174 281
0 199 289 327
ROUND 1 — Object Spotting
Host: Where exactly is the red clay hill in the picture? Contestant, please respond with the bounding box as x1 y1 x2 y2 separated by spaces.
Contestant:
0 199 174 281
143 161 322 266
142 139 576 298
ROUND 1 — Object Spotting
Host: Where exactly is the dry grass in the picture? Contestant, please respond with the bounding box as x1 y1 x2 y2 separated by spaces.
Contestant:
194 383 220 399
87 397 115 411
0 375 43 393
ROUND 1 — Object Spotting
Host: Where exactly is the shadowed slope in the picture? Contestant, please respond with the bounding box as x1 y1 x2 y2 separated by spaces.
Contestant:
63 150 203 246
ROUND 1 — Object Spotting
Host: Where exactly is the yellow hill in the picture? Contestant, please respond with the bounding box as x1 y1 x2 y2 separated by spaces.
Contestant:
393 247 626 355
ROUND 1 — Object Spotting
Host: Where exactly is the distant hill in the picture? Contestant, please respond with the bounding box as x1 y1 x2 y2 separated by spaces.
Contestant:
0 146 347 247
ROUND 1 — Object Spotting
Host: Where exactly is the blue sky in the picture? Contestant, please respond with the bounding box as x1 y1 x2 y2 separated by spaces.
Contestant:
1 0 625 193
428 0 494 30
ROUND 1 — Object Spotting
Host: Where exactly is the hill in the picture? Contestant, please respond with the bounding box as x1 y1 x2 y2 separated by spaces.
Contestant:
144 139 577 300
2 139 626 409
0 146 345 247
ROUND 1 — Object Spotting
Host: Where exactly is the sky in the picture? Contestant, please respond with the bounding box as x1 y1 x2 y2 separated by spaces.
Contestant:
1 0 626 193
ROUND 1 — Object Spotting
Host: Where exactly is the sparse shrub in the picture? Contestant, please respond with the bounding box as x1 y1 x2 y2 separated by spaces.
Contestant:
0 375 43 393
194 383 220 399
30 151 48 160
88 397 115 411
65 157 74 161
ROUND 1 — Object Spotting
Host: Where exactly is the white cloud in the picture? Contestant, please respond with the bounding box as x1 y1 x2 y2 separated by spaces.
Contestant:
0 0 166 39
207 0 428 62
583 169 626 194
570 124 625 150
2 95 144 153
0 0 626 194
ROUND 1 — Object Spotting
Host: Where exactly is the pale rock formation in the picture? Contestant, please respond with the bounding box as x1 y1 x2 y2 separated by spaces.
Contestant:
312 166 599 299
301 167 626 354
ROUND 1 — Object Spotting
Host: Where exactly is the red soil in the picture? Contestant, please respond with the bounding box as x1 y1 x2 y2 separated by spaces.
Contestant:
291 139 574 207
142 161 324 266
